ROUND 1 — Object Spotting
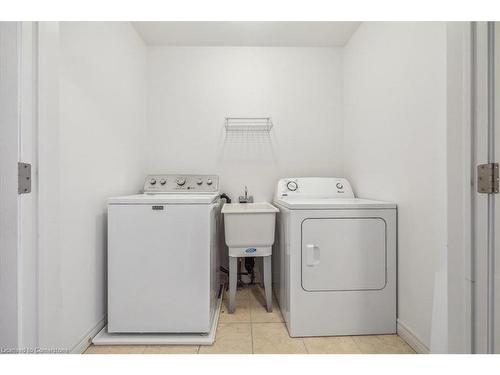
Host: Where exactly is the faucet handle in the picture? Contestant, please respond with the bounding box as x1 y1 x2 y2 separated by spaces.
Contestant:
239 185 254 203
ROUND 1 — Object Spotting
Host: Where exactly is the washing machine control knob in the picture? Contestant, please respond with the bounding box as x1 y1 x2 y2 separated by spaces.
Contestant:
160 179 167 185
197 178 203 185
336 182 344 189
149 178 157 185
207 179 213 185
287 181 298 191
176 177 186 186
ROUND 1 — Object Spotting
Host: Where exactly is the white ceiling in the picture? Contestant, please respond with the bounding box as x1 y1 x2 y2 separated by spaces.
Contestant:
132 22 361 47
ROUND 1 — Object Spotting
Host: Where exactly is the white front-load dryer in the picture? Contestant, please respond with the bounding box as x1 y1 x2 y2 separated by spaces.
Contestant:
273 177 397 337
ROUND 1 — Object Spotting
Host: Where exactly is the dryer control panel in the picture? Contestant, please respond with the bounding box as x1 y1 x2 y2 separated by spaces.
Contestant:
144 174 219 194
275 177 354 199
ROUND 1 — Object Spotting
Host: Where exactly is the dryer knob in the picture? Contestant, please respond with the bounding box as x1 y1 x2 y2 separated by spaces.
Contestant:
336 182 344 189
176 177 186 186
160 179 167 185
197 179 203 185
287 181 298 191
207 179 213 185
149 178 157 185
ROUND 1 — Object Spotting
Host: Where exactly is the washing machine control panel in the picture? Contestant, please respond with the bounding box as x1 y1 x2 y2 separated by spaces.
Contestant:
144 174 219 193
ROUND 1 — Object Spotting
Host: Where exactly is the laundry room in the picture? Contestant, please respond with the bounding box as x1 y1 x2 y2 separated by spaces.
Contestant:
2 17 494 360
51 21 447 353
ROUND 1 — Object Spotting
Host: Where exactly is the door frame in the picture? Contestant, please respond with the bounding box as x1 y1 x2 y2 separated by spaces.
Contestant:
36 21 61 351
0 21 60 353
446 21 495 354
450 21 500 354
469 21 497 354
0 22 38 352
0 21 23 353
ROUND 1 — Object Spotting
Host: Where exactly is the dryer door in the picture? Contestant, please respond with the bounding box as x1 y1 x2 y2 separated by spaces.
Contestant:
301 218 386 291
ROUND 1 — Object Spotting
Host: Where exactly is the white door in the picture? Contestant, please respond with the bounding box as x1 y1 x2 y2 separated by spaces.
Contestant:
0 22 38 352
301 217 386 291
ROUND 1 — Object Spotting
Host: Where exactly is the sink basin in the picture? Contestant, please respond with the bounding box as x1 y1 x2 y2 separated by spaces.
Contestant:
221 202 279 257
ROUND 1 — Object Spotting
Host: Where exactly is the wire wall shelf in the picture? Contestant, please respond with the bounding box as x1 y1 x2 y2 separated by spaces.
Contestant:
224 117 273 132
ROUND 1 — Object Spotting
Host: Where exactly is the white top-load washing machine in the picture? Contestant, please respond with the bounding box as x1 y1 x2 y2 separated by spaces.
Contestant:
273 177 397 337
107 174 222 333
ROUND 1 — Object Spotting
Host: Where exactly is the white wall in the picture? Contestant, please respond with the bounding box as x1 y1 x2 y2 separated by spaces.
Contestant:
43 22 147 351
342 22 447 351
146 47 344 201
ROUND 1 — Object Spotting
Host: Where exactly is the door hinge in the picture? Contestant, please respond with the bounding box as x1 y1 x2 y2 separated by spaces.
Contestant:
18 162 31 194
477 163 499 194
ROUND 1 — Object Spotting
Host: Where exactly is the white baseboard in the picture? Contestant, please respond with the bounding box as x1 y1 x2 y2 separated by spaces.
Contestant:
71 317 106 354
397 319 429 354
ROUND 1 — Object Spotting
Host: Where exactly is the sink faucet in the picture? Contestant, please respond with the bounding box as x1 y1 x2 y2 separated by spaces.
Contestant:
239 186 254 203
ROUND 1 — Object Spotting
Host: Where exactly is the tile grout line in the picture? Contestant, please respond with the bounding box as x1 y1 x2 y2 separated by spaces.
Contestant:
222 321 282 324
303 338 309 354
249 289 254 354
350 336 364 354
250 322 255 354
248 294 253 323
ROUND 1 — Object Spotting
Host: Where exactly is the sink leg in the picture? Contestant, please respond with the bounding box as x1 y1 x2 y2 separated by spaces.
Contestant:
263 255 273 313
258 257 265 288
228 256 237 313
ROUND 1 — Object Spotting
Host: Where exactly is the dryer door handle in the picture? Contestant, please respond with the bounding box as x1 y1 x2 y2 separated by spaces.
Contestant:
306 244 320 266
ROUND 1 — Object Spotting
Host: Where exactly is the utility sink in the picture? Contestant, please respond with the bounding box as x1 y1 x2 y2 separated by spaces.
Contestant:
221 202 279 257
222 202 279 314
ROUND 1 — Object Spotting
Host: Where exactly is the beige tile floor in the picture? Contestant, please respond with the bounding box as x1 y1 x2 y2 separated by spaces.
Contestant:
85 285 415 354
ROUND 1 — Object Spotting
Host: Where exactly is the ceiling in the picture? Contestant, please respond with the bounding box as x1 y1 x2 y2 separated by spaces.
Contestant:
132 22 361 47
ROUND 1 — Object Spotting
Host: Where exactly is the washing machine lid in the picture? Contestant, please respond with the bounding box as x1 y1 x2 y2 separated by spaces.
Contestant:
108 193 219 205
273 197 396 209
